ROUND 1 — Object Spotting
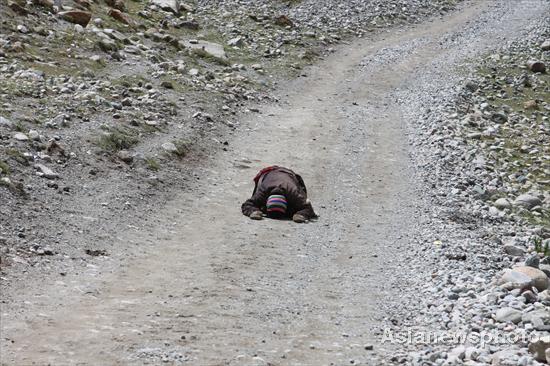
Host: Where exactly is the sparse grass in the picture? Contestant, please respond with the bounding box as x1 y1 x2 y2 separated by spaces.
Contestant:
96 127 140 152
173 139 190 158
145 157 160 171
6 148 27 165
0 160 9 175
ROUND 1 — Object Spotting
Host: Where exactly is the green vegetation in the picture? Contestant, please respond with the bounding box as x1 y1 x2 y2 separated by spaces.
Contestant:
145 157 160 171
96 126 140 152
172 139 190 158
0 160 10 175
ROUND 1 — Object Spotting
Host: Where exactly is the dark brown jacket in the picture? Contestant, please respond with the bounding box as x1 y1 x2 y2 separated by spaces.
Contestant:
241 166 316 219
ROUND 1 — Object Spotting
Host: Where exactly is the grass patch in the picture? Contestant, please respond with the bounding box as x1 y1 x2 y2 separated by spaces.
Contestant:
96 126 140 152
144 157 160 171
0 160 10 175
173 139 190 158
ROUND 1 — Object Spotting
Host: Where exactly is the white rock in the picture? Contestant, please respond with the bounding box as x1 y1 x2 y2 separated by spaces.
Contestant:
151 0 179 14
184 40 227 59
494 198 512 210
34 164 59 179
14 132 29 141
161 142 177 153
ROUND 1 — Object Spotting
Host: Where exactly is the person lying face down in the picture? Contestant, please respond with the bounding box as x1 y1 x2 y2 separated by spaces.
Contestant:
241 165 317 223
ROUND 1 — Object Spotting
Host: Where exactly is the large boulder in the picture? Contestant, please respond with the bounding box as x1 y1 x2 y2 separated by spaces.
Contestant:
514 194 542 209
498 266 549 291
183 40 227 60
151 0 179 14
58 10 92 27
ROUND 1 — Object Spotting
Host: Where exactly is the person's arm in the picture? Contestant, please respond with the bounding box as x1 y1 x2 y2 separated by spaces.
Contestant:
287 188 317 221
241 189 267 217
294 200 317 221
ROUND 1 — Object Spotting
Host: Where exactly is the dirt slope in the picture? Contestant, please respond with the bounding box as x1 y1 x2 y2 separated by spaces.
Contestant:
1 1 548 365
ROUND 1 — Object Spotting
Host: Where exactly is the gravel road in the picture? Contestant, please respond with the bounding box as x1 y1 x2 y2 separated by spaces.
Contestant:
1 1 548 365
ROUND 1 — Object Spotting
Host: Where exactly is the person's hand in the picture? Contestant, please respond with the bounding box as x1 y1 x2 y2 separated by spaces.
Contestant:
250 211 263 220
292 214 306 223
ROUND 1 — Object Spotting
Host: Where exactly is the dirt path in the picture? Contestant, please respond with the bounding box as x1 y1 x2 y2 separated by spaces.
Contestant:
1 1 547 365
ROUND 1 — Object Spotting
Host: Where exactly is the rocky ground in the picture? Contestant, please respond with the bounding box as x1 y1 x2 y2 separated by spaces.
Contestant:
1 0 550 365
384 10 550 366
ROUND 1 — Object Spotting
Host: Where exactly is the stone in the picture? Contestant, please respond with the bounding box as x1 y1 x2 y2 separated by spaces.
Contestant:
33 0 54 8
503 244 525 256
0 116 13 127
160 81 173 89
529 335 550 362
522 309 550 325
526 60 546 73
514 194 542 210
522 290 537 304
97 38 118 52
58 10 92 27
495 307 522 324
28 130 40 141
117 150 133 164
513 266 549 291
274 14 293 27
161 142 177 153
542 40 550 51
227 37 244 47
151 0 179 14
525 254 540 268
177 20 199 30
34 164 59 179
494 198 512 210
8 1 29 15
498 267 536 290
184 40 227 59
108 9 132 25
13 133 29 141
523 100 538 110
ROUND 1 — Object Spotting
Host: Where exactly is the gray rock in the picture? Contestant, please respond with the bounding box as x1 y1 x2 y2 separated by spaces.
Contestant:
184 40 227 59
34 164 59 179
528 335 550 362
227 37 244 47
522 309 550 325
151 0 179 14
503 244 525 256
514 194 542 210
161 142 177 153
28 130 40 141
494 198 512 210
495 307 522 323
525 254 540 268
0 116 13 127
97 38 118 52
542 39 550 51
